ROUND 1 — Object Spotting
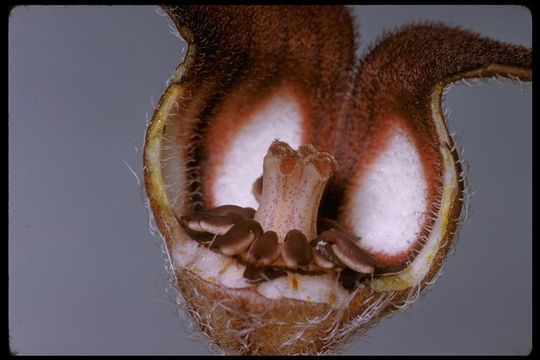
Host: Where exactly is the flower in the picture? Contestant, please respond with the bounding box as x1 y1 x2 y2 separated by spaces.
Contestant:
144 5 532 355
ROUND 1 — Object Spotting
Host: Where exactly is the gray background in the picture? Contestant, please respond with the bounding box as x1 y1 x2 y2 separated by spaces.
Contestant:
8 5 532 355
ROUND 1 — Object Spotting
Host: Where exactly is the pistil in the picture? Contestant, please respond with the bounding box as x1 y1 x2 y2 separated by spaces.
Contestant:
253 140 337 243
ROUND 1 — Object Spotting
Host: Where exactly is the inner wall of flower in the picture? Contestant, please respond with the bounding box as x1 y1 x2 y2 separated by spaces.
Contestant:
172 95 430 308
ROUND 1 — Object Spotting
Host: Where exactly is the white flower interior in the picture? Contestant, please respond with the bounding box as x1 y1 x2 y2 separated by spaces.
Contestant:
145 84 460 308
350 126 428 256
212 93 304 209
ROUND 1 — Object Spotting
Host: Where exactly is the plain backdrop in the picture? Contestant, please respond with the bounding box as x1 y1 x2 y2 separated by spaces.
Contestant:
9 5 532 355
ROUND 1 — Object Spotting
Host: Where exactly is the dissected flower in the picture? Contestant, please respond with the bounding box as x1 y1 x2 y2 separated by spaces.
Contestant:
143 5 531 355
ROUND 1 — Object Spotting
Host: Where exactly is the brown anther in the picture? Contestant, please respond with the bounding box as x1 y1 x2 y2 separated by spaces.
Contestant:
242 207 256 219
251 176 263 203
183 213 242 235
319 230 376 274
179 212 242 242
282 229 313 269
246 230 280 266
210 220 262 256
243 266 266 284
177 214 213 242
331 244 374 274
242 265 287 284
179 205 255 239
313 251 335 269
311 239 344 269
338 267 368 291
